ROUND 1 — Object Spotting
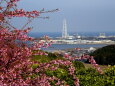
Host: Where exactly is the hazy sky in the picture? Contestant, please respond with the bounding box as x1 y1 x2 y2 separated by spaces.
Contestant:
12 0 115 33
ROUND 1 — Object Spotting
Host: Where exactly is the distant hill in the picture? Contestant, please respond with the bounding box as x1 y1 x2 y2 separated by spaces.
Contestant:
90 45 115 65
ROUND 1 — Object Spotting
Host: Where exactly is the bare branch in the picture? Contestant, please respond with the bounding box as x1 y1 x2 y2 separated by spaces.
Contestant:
21 18 35 30
40 9 59 14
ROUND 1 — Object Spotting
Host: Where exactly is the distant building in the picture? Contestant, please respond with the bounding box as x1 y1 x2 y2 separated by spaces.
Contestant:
62 19 68 38
99 33 106 38
62 19 75 39
88 47 96 52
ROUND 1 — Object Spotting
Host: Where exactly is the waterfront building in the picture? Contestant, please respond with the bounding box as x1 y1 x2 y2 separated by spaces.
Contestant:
99 33 106 38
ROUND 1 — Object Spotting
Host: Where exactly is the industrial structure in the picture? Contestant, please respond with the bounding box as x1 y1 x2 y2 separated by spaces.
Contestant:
62 19 74 39
43 19 115 44
62 19 68 38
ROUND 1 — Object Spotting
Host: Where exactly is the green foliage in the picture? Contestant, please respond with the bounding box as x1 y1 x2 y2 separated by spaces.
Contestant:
103 65 115 86
33 55 51 63
48 52 64 60
105 65 115 77
47 52 58 60
45 69 54 77
76 68 105 86
76 68 99 75
32 64 39 69
32 52 64 63
32 52 115 86
72 61 85 69
90 45 115 65
65 75 74 86
54 68 68 79
45 68 75 86
46 68 68 79
76 67 115 86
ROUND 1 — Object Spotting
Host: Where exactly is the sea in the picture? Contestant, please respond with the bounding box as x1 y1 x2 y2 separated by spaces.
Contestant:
29 32 115 38
29 32 115 51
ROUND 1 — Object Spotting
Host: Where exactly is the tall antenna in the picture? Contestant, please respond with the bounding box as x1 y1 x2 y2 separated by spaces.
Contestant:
62 19 68 38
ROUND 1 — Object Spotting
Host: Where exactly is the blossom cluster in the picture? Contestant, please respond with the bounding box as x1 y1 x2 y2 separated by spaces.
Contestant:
61 49 103 74
0 0 39 23
79 54 103 74
0 27 54 85
6 9 39 18
34 60 79 86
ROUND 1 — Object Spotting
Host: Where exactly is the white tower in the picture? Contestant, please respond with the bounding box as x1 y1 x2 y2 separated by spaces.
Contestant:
62 19 68 38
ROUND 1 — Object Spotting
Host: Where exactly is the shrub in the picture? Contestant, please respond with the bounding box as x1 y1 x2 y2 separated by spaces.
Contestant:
48 52 64 60
90 45 115 65
33 55 51 63
76 67 115 86
72 61 85 69
46 68 68 79
104 65 115 77
45 68 76 86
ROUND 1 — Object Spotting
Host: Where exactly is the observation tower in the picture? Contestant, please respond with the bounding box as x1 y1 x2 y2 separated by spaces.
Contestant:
62 19 68 38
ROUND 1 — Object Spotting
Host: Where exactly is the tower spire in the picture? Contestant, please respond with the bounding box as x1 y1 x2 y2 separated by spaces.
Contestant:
62 19 68 38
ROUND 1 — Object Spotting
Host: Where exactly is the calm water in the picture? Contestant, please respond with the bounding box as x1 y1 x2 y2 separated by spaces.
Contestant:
43 44 107 51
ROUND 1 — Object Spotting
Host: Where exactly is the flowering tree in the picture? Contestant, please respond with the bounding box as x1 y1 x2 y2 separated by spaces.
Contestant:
0 0 103 86
0 0 80 86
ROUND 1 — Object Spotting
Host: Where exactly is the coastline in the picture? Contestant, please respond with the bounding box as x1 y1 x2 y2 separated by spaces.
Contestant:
43 43 109 52
52 42 115 45
51 39 115 45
